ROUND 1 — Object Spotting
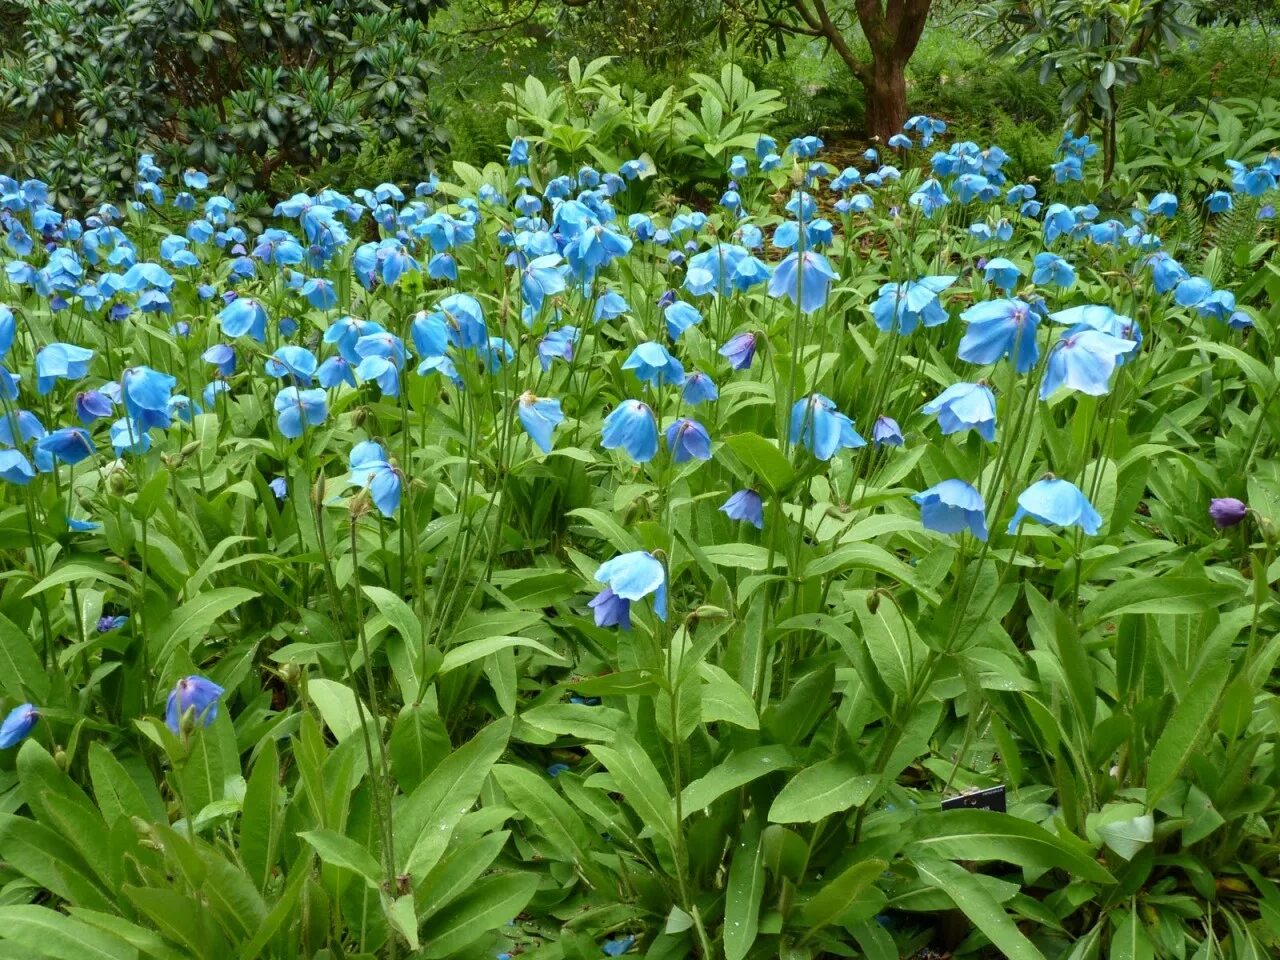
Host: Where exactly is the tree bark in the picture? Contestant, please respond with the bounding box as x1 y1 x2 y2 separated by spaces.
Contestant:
864 51 909 143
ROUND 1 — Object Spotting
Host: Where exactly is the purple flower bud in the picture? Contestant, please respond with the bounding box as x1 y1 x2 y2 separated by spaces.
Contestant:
1209 497 1247 529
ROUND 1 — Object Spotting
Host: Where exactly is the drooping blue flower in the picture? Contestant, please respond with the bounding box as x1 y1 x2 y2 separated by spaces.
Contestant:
958 299 1040 373
436 294 487 349
521 255 568 312
0 305 14 359
165 675 224 735
1040 325 1138 399
0 450 36 485
589 587 632 629
507 137 530 166
665 418 712 463
518 393 564 454
202 343 236 377
983 257 1021 292
681 371 719 405
1174 276 1212 308
768 250 838 313
603 935 637 957
269 477 288 500
789 394 865 460
346 441 402 517
721 489 763 529
35 342 94 394
1206 190 1233 214
622 342 684 387
110 418 151 455
719 332 757 370
601 400 659 463
922 383 997 441
1147 192 1177 216
1032 252 1075 288
122 366 177 430
97 615 127 633
217 296 268 341
872 415 904 448
593 290 629 322
301 277 337 310
537 326 578 371
664 301 702 340
593 551 666 623
1008 477 1101 535
33 428 94 471
912 480 988 540
274 387 328 438
0 409 44 446
0 704 38 749
265 346 318 384
871 277 956 334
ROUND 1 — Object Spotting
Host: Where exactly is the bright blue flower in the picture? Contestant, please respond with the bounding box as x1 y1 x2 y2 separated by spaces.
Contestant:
1206 190 1233 214
1040 325 1137 399
0 450 36 485
594 551 666 622
435 294 487 349
665 418 712 463
1042 204 1077 244
768 250 838 314
1008 476 1101 535
122 366 176 429
589 587 632 629
35 342 93 394
265 346 318 384
958 299 1040 373
218 297 268 341
729 154 748 177
681 371 718 405
110 418 151 455
721 489 763 529
1032 252 1075 288
922 383 997 441
719 332 757 370
789 394 865 460
521 255 568 313
165 675 224 735
912 480 988 541
301 277 337 310
274 387 328 438
507 137 530 166
622 342 684 387
983 257 1021 292
518 393 564 454
33 428 94 470
601 399 658 463
202 344 236 377
871 277 955 334
0 305 14 359
347 441 402 516
1174 276 1212 308
888 133 912 150
1147 192 1178 216
1196 289 1236 322
872 415 904 447
0 704 38 749
356 355 401 396
317 355 357 389
0 408 43 447
1148 253 1188 294
269 477 288 500
603 935 636 957
537 326 577 371
593 290 629 322
664 301 702 340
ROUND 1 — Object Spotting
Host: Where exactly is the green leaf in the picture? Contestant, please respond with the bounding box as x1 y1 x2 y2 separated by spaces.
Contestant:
1083 576 1233 625
906 811 1113 884
420 873 539 959
493 764 597 865
0 612 49 702
152 587 260 666
389 703 451 794
1146 660 1231 806
723 432 795 493
700 543 779 571
588 732 678 854
724 823 765 960
768 758 876 823
698 663 759 729
913 857 1047 960
439 634 564 672
306 678 376 743
800 859 887 941
681 746 797 815
0 905 138 960
300 829 382 889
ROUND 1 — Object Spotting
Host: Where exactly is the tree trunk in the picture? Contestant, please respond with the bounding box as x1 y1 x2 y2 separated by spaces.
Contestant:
864 53 909 143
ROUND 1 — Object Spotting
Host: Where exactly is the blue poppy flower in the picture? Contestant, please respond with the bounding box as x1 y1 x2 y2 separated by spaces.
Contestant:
589 587 632 629
594 551 666 622
1147 192 1178 216
622 342 684 387
601 400 659 463
671 370 713 406
909 179 950 217
0 305 14 359
958 299 1040 373
922 383 997 441
1206 191 1233 214
33 428 94 470
265 346 318 384
1040 325 1137 399
790 394 865 460
0 450 36 485
665 418 712 463
346 441 402 517
1031 252 1075 288
719 332 757 370
35 342 94 394
521 255 568 312
983 257 1021 292
269 477 288 500
507 137 530 166
436 294 487 349
165 675 224 735
872 415 904 447
217 296 268 341
274 387 328 438
721 489 763 529
0 409 44 446
1008 476 1101 535
769 250 838 313
870 277 955 334
301 277 337 310
518 393 564 454
0 704 38 749
593 290 629 322
537 326 577 371
122 366 177 429
1174 276 1212 307
1147 253 1188 294
603 936 636 957
664 301 702 340
912 480 988 541
109 418 151 455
